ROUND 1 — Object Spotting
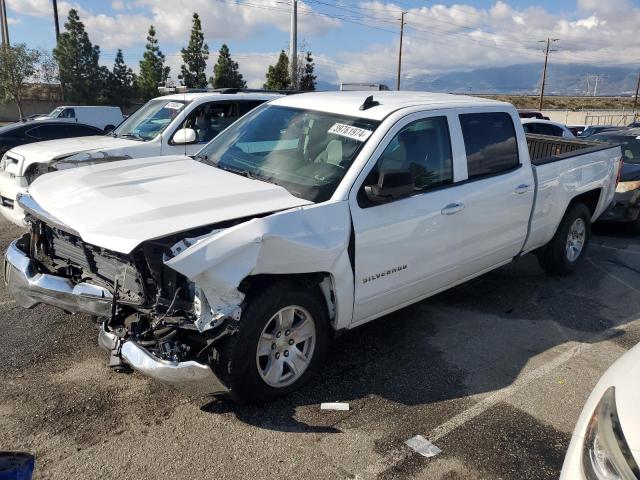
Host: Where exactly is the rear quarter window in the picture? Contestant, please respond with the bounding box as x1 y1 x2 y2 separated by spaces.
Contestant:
459 112 519 179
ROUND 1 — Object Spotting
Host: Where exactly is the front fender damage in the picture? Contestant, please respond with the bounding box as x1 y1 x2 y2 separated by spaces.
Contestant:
165 201 354 332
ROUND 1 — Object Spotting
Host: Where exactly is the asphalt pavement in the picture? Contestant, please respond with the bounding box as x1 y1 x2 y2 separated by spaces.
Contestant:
1 216 640 479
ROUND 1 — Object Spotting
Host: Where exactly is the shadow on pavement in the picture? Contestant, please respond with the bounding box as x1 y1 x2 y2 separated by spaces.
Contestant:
201 229 640 436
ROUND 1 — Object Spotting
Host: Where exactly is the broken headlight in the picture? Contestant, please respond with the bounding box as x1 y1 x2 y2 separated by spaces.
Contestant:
582 386 640 480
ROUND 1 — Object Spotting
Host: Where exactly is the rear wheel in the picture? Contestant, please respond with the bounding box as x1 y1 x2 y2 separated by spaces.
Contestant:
212 281 330 403
538 202 591 275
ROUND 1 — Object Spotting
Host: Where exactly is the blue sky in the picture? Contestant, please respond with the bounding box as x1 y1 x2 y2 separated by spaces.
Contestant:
5 1 640 87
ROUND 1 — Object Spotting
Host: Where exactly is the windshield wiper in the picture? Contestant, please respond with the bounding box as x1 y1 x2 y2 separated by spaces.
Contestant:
118 133 143 141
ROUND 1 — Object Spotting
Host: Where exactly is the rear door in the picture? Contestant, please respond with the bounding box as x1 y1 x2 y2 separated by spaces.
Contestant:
452 111 534 280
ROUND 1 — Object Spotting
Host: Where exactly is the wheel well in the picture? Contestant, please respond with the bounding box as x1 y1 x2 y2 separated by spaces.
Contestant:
240 273 336 324
569 189 601 218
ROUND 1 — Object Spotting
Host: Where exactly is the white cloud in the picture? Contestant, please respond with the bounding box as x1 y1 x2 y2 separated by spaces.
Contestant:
135 0 340 42
112 1 126 11
6 0 51 16
7 17 21 25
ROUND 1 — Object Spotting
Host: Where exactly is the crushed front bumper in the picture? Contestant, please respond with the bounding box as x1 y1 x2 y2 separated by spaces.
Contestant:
4 234 113 316
98 325 229 396
4 234 229 396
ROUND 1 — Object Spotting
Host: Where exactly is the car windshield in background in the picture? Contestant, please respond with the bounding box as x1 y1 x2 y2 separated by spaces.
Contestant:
47 107 65 117
593 134 640 164
196 105 380 202
112 99 188 141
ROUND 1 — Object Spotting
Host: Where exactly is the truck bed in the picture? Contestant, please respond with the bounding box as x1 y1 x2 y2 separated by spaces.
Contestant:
526 134 616 166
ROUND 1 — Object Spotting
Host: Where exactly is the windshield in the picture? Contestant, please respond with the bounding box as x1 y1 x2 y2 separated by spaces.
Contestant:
195 105 380 202
593 134 640 164
47 107 64 117
113 99 188 141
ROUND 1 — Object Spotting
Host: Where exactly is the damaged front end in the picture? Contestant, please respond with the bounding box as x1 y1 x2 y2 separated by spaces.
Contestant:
4 200 248 396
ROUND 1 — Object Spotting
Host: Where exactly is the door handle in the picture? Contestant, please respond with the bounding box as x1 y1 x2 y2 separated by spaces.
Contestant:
441 203 465 215
514 184 531 195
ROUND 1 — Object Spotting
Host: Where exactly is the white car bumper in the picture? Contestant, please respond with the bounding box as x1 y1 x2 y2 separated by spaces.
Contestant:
0 171 28 227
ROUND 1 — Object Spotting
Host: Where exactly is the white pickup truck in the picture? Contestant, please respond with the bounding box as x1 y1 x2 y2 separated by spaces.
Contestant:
4 92 622 403
0 91 281 226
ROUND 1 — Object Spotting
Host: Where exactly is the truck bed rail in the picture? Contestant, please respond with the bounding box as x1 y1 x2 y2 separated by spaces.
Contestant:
526 134 615 166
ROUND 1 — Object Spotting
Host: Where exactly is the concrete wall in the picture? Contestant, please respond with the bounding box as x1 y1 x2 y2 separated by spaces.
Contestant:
0 100 60 121
542 109 639 126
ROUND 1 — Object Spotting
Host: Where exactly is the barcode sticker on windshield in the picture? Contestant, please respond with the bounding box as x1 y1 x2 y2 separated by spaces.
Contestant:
328 123 373 142
165 102 184 110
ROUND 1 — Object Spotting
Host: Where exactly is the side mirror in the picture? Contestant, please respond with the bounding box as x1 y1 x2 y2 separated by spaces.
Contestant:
172 128 197 145
364 170 414 204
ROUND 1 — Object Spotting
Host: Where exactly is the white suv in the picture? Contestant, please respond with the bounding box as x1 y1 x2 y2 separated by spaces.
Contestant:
0 91 282 226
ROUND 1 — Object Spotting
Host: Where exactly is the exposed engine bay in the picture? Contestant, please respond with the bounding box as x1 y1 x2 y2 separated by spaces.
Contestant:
25 216 246 366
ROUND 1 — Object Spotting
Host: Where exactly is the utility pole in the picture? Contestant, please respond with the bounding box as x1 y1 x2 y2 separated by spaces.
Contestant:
538 38 558 111
396 11 406 91
633 71 640 119
53 0 60 40
0 0 9 46
289 0 297 90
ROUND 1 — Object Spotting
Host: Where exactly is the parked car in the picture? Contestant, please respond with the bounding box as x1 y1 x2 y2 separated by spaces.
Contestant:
32 106 124 132
521 118 575 137
592 128 640 233
581 125 627 138
0 121 104 157
4 91 622 403
628 121 640 128
560 342 640 480
568 124 587 137
518 109 550 120
0 91 282 226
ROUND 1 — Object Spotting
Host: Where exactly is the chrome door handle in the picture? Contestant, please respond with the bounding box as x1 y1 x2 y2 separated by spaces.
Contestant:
441 203 465 215
514 184 531 194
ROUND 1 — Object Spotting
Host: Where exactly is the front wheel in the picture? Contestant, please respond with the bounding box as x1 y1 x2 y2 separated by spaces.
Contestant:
538 202 591 275
212 281 330 403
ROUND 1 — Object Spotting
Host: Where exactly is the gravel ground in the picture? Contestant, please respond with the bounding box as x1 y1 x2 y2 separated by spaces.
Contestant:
1 216 639 479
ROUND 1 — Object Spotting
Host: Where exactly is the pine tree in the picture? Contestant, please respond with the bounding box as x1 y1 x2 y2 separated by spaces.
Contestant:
53 9 106 103
263 50 291 90
211 44 246 89
179 13 209 88
299 51 316 91
105 49 136 107
136 25 170 101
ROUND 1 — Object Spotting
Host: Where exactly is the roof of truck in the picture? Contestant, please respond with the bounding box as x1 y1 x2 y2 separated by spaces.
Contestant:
159 92 284 102
270 91 511 121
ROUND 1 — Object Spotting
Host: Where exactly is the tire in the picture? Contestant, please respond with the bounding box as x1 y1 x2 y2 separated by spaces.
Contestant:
212 281 330 403
538 202 591 275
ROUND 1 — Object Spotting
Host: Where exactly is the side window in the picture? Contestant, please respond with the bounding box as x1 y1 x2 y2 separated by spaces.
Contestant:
459 112 519 179
70 124 103 136
179 102 239 143
238 100 266 115
38 125 71 139
60 108 75 119
549 125 564 137
376 116 453 191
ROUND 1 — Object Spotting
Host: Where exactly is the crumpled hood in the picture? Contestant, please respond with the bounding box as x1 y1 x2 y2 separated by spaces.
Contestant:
28 155 312 253
9 136 142 174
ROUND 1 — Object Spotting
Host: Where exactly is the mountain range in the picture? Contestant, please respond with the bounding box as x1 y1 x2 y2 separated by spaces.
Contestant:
324 63 640 95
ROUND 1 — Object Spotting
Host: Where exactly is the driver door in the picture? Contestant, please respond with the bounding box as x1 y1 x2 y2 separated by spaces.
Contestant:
349 112 468 325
